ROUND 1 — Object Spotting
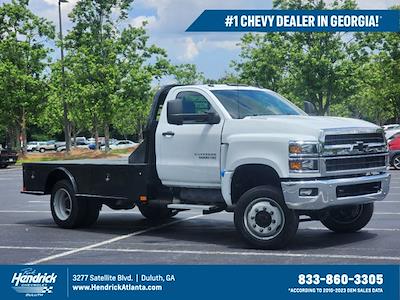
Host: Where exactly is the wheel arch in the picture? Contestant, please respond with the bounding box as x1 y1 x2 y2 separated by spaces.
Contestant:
45 167 78 194
230 164 282 204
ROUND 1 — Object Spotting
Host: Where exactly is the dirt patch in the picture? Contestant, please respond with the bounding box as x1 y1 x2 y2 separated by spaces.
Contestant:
18 147 137 163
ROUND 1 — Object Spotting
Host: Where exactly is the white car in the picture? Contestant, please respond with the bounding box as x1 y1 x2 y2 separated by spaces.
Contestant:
382 124 400 131
27 141 55 152
101 140 137 150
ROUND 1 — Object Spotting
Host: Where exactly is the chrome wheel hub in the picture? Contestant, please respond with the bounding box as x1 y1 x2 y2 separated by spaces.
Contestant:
53 188 72 221
244 198 284 240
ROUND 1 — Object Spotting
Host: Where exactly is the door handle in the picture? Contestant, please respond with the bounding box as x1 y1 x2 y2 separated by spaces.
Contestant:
162 131 175 137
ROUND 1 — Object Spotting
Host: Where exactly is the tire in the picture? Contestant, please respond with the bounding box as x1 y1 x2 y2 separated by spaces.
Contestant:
138 203 178 221
39 148 45 153
0 164 7 169
234 185 299 249
392 154 400 170
50 180 87 228
81 202 101 227
320 203 374 233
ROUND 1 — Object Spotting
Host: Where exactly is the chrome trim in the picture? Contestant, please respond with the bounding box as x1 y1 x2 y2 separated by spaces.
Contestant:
323 152 388 160
324 142 386 150
288 140 320 173
319 127 385 142
288 158 319 173
76 194 129 200
288 140 319 158
320 153 388 176
317 128 388 176
322 143 387 157
281 172 391 210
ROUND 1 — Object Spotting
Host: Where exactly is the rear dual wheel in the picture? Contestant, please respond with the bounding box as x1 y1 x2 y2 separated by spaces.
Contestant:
51 180 101 228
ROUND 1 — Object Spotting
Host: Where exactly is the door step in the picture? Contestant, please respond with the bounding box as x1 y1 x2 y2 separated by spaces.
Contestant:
167 204 224 215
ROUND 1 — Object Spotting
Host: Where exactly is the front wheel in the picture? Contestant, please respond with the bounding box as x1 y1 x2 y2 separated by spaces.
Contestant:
234 186 299 249
320 203 374 233
392 154 400 170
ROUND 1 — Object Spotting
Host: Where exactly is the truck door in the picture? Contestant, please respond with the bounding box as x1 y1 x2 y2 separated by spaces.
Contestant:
156 89 223 188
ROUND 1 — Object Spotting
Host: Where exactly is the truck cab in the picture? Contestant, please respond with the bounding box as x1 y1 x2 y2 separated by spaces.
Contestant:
22 84 391 249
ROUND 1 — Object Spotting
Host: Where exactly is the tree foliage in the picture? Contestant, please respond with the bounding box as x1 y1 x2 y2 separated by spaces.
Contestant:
0 0 54 151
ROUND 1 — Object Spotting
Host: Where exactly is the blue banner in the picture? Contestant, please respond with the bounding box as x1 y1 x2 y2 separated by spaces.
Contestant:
186 10 400 32
0 265 398 299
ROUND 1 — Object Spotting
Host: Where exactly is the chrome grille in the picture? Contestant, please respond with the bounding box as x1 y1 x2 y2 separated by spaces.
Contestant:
321 128 388 175
326 155 386 172
324 133 385 145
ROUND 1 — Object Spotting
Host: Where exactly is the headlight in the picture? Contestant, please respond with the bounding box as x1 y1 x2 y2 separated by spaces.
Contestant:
289 159 319 171
289 141 319 172
289 142 318 156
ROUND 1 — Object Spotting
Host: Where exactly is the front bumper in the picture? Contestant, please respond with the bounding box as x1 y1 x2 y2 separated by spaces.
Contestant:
281 173 391 210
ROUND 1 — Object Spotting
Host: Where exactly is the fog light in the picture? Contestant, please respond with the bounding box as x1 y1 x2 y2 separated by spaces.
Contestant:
299 188 318 197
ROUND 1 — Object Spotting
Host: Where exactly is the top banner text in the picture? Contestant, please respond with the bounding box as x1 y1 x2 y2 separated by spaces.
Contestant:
186 10 400 32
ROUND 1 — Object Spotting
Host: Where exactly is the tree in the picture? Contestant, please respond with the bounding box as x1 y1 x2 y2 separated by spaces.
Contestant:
351 7 400 124
0 0 55 152
63 3 170 149
232 33 289 91
171 64 205 84
234 0 360 115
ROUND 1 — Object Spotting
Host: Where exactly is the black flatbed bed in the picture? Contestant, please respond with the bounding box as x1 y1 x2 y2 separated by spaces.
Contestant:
23 158 148 207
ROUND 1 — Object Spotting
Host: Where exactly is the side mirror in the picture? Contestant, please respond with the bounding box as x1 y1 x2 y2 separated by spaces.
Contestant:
304 101 317 116
167 99 221 125
167 99 183 125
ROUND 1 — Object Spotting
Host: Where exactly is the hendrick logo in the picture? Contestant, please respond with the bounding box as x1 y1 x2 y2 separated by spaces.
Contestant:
11 268 57 296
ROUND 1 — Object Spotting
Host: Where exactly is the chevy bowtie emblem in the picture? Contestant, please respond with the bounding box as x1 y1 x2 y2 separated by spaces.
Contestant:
356 141 368 152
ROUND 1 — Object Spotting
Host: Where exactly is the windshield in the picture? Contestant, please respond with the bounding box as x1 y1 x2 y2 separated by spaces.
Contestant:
211 89 305 119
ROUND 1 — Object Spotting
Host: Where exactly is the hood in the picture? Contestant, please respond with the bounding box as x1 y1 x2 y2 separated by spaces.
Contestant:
223 115 380 141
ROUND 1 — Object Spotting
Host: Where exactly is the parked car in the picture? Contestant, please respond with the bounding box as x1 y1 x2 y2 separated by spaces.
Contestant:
384 126 400 140
389 134 400 170
27 141 57 153
88 137 110 150
100 140 137 150
27 141 56 152
0 145 18 169
57 141 89 152
56 137 89 152
382 124 400 131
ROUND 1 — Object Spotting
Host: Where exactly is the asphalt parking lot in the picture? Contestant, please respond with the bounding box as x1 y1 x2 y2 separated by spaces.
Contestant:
0 166 399 265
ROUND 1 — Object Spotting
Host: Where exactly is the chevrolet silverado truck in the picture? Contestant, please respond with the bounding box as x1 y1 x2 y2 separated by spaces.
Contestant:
22 85 391 249
0 145 18 169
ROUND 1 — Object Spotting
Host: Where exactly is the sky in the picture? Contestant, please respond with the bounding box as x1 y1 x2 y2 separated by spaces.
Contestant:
0 0 399 79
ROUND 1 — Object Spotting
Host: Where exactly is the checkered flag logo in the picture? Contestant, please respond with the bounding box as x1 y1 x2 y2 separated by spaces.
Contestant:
42 286 53 294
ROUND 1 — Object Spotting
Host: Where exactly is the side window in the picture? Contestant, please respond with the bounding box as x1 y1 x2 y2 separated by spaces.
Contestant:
175 91 214 124
177 91 211 115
